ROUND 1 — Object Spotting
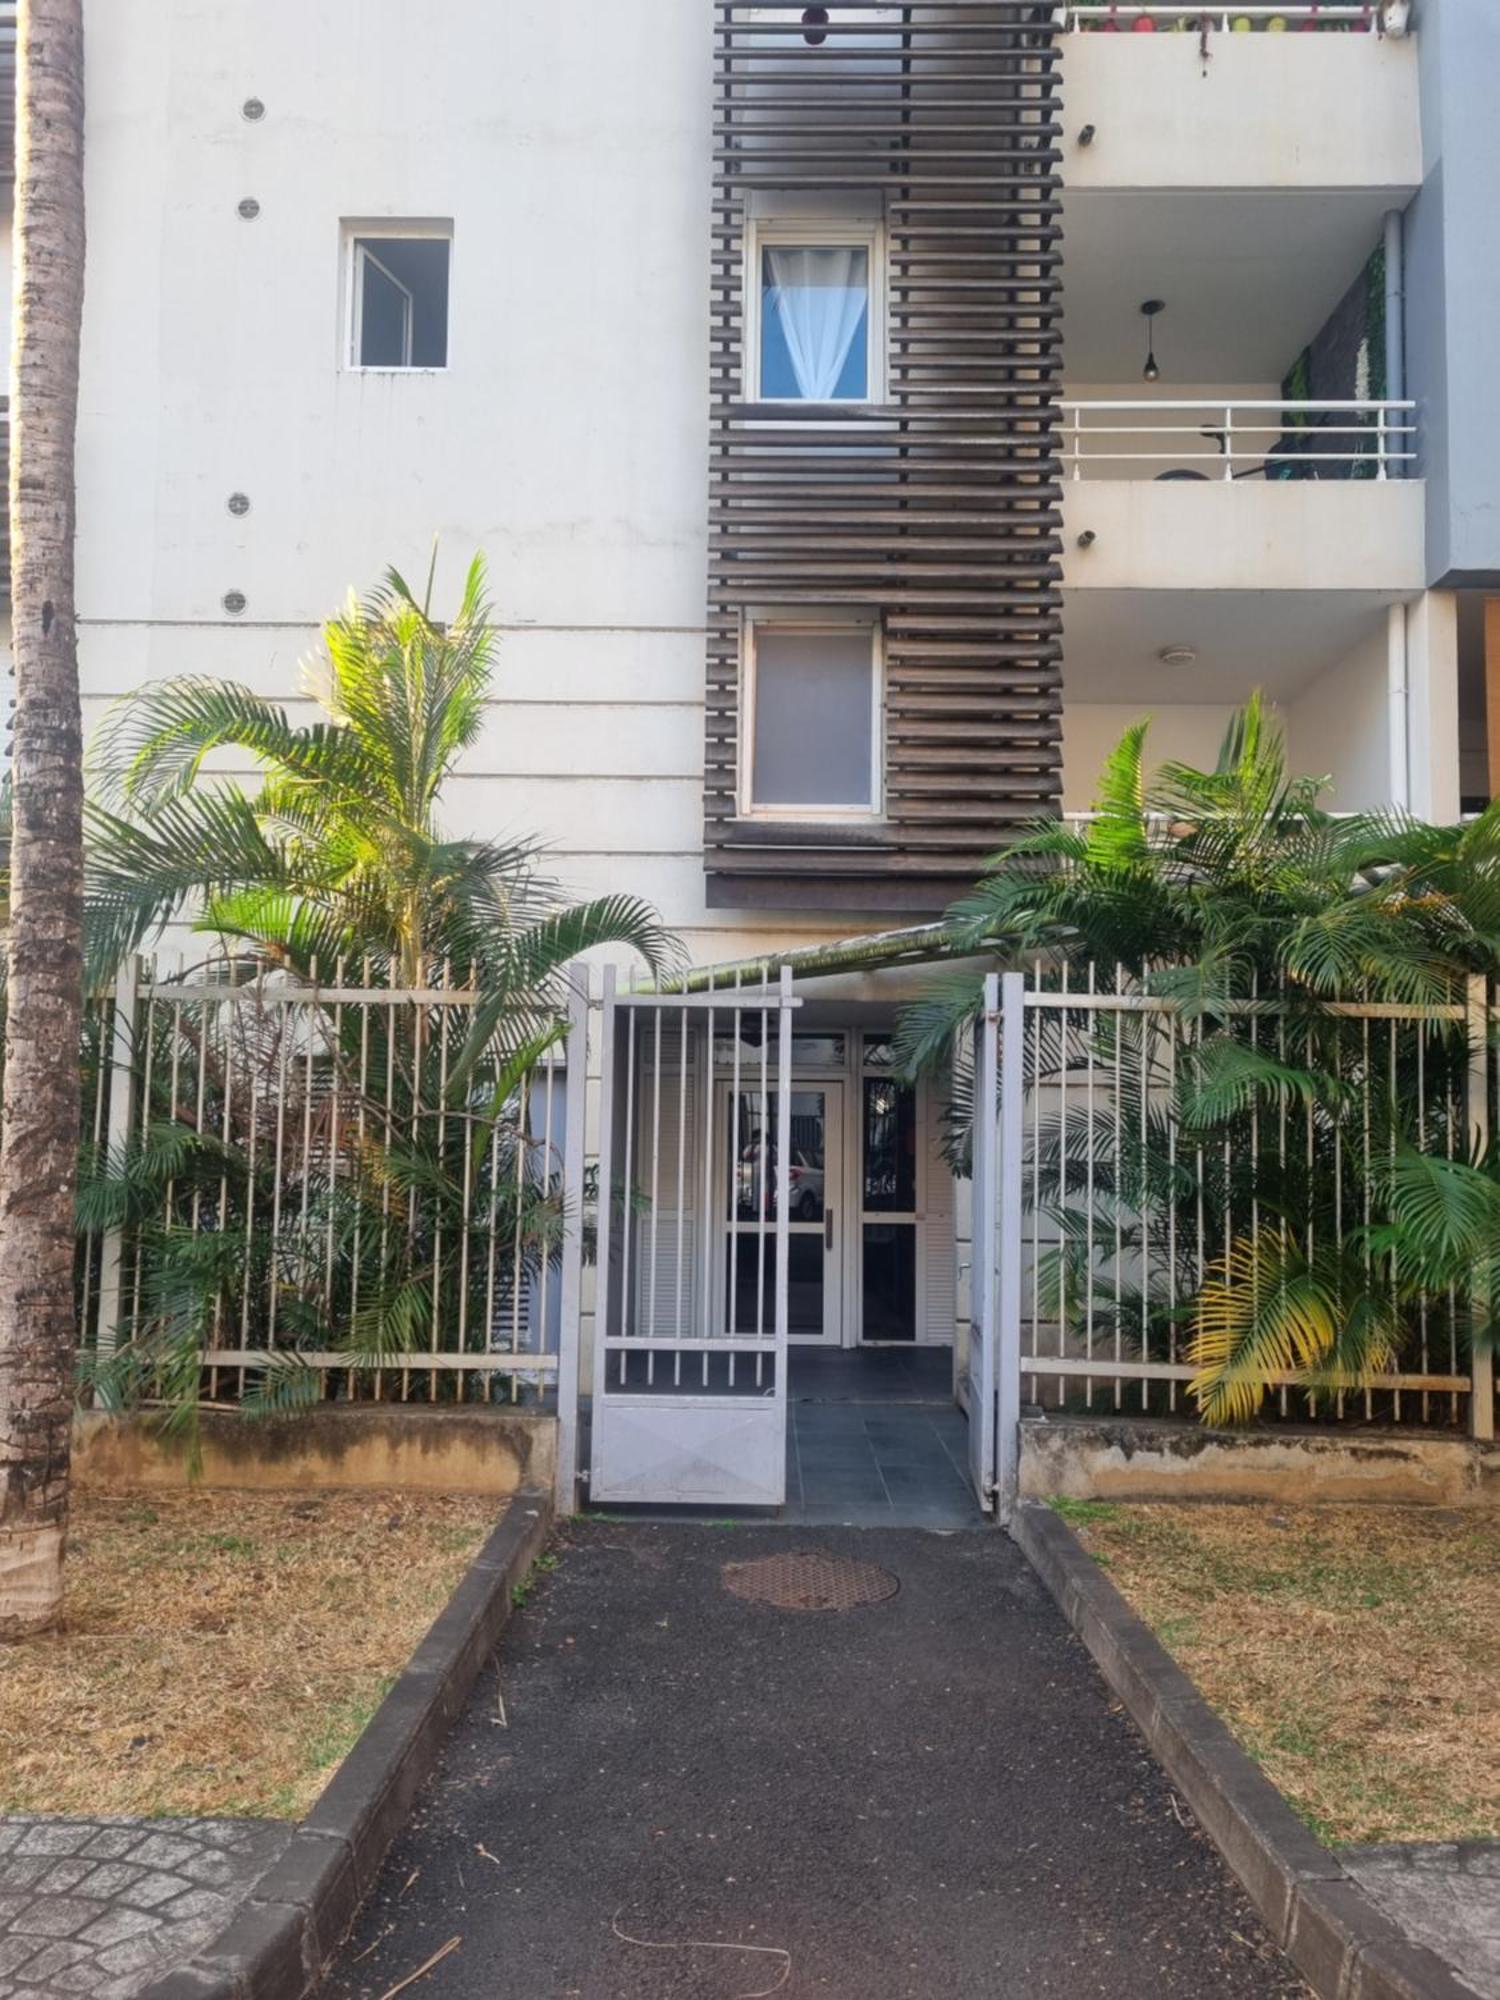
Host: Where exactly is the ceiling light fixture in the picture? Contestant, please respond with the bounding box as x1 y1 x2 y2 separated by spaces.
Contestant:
1159 645 1197 669
1141 298 1165 383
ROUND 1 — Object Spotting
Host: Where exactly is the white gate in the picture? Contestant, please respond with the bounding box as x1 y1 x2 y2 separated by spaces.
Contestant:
589 966 798 1506
970 971 1024 1519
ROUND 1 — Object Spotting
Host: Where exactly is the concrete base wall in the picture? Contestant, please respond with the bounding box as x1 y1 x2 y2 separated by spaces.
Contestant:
73 1406 556 1497
1021 1416 1500 1509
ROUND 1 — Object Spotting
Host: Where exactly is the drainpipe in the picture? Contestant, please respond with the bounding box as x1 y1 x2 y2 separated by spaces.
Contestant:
1384 208 1410 809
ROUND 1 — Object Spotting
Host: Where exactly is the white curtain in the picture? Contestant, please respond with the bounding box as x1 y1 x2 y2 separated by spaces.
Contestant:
765 245 869 400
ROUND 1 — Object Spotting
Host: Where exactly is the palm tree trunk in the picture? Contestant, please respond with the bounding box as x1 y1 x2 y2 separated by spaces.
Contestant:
0 0 87 1640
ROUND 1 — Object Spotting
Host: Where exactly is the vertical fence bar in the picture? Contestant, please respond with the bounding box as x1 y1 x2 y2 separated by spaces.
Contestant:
555 968 589 1506
94 956 140 1358
974 975 1000 1502
590 966 620 1448
996 971 1026 1525
1468 974 1495 1440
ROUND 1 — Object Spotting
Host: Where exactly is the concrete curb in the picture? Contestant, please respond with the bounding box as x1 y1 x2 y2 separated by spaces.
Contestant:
138 1490 554 2000
1013 1503 1483 2000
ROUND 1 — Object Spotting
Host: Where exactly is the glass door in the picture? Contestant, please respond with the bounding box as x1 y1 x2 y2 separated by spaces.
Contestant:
860 1041 919 1342
720 1083 843 1346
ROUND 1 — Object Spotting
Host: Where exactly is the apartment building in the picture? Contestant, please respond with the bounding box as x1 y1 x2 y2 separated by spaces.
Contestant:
4 0 1497 1503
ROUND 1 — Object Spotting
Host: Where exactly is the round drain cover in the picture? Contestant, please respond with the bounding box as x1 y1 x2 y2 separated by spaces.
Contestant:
722 1550 899 1612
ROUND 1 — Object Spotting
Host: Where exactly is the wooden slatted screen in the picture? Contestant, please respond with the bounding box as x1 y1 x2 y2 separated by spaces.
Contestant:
706 0 1064 910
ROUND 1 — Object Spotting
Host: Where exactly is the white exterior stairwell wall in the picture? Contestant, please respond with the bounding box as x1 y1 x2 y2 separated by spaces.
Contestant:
69 0 888 973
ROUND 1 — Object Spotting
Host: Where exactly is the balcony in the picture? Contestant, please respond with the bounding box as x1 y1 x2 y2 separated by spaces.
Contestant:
1057 5 1420 196
1058 396 1423 593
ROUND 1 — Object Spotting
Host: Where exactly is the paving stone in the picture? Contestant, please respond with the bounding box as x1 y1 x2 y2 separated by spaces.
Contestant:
10 1900 104 1943
0 1867 47 1896
79 1831 139 1863
1344 1844 1500 1999
96 1930 177 1978
9 1834 77 1864
16 1939 91 1981
0 1909 24 1934
118 1872 186 1911
122 1835 196 1874
78 1908 159 1951
177 1850 236 1891
0 1940 36 1979
33 1865 91 1898
72 1864 140 1900
0 1828 25 1857
159 1888 230 1927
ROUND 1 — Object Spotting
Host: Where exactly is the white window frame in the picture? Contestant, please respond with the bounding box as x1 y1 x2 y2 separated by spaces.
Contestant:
342 220 453 373
739 612 885 821
745 218 886 405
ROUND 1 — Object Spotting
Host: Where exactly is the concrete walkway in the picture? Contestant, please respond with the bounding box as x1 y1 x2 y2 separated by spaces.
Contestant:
328 1524 1306 1999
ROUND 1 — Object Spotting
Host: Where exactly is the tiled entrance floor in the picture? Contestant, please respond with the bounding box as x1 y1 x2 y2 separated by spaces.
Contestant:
785 1345 981 1528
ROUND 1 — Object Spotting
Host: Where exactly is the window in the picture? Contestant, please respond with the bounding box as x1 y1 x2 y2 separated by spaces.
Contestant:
743 619 881 816
347 227 451 369
750 224 882 402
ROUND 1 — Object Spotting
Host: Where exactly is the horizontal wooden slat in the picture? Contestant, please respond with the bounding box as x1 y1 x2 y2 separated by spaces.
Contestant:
705 2 1064 901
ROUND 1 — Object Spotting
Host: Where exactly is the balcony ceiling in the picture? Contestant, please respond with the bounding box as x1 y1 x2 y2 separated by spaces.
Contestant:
1061 190 1399 383
1060 590 1397 706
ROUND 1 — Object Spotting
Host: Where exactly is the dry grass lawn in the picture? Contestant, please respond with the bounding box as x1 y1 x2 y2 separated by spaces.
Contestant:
1057 1499 1500 1848
0 1488 501 1821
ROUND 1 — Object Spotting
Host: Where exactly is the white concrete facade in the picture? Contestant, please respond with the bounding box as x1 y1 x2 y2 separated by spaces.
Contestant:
0 0 1459 968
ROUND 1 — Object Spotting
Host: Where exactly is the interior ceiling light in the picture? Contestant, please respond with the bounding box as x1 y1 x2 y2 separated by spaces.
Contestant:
1159 645 1197 669
1141 298 1165 383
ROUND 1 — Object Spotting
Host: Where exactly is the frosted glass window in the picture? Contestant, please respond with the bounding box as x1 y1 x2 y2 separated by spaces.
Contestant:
749 628 876 810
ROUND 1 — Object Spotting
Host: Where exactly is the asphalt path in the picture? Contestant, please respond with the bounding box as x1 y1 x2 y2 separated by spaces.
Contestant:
328 1522 1306 1999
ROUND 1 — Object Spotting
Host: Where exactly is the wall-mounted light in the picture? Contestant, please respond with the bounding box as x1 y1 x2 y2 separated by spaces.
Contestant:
1076 530 1097 549
801 5 829 44
1141 299 1165 383
1078 124 1096 147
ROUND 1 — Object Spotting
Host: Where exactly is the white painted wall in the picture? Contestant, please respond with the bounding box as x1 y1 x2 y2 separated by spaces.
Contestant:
1061 480 1426 593
1284 617 1391 810
1062 702 1247 809
1060 32 1421 193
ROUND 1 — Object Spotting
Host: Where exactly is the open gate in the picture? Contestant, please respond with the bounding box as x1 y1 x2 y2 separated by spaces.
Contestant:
589 967 798 1507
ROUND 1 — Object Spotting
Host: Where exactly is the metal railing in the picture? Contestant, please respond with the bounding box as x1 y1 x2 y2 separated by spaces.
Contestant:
79 956 586 1405
976 967 1496 1445
1060 5 1389 29
1060 398 1416 480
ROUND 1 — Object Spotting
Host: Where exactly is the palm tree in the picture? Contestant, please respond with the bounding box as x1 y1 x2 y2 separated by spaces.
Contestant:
77 554 674 1431
897 697 1500 1425
0 0 89 1642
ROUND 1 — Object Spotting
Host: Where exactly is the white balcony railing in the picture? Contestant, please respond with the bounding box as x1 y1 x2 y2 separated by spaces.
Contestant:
1058 5 1397 30
1060 399 1417 481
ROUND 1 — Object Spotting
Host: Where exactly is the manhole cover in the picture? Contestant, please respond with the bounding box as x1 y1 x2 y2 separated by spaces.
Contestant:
722 1550 899 1612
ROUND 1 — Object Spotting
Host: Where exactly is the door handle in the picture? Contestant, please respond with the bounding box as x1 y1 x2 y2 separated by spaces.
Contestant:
825 1205 835 1252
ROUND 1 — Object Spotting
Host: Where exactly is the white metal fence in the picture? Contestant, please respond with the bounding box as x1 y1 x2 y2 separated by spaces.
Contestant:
78 956 585 1412
975 967 1499 1515
1060 400 1417 480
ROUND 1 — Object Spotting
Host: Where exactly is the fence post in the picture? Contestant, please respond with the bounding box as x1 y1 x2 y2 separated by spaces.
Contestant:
996 970 1026 1524
554 966 590 1508
93 955 141 1357
1468 973 1495 1441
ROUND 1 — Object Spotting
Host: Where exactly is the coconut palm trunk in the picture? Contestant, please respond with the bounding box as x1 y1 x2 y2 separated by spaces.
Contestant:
0 0 87 1640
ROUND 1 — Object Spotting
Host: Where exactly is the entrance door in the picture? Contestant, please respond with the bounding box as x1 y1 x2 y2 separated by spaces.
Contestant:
721 1083 843 1346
